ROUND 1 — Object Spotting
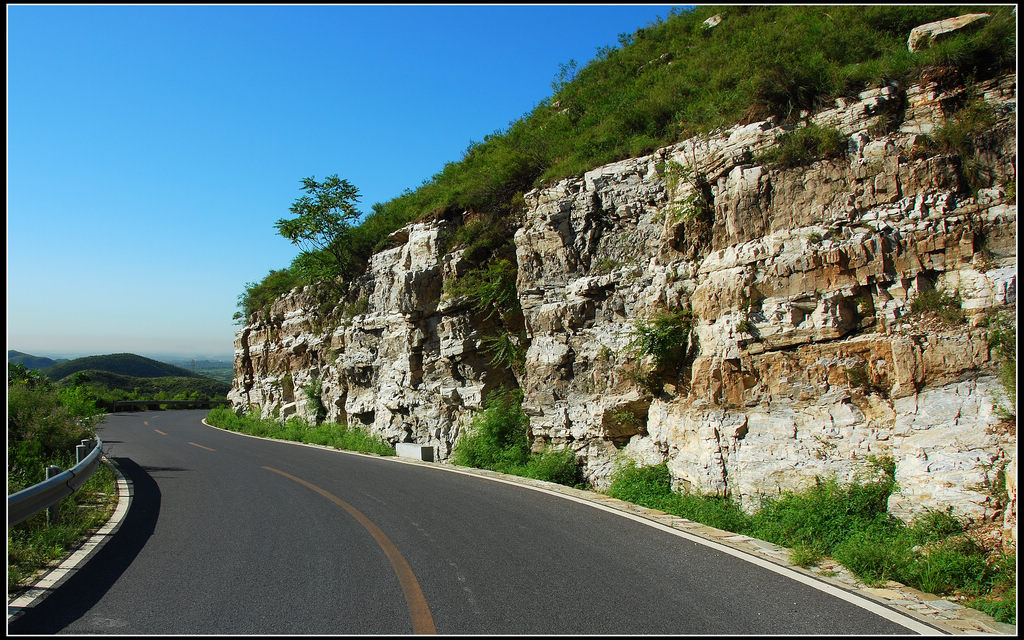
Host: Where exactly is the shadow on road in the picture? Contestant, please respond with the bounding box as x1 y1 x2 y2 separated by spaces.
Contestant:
8 457 160 634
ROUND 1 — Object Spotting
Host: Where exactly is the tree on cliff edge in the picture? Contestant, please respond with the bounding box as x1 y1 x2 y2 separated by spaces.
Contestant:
275 174 362 278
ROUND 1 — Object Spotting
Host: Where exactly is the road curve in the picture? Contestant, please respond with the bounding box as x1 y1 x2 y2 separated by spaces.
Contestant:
8 410 935 635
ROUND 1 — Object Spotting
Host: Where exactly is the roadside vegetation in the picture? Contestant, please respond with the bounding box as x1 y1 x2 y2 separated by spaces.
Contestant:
7 364 118 592
236 5 1015 322
606 460 1016 624
451 387 586 488
205 406 396 457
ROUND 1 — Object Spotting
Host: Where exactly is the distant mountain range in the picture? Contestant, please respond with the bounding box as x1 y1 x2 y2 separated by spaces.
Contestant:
8 350 68 370
8 350 233 399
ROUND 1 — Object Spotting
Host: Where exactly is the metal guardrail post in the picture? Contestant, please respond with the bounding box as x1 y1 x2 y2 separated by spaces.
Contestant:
45 465 63 525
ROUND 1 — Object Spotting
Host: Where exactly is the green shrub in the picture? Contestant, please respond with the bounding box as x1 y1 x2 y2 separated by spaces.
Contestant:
448 214 519 266
516 446 585 487
452 387 586 487
756 124 848 169
627 309 694 368
7 365 115 590
789 544 824 568
446 259 521 322
748 473 899 554
451 387 530 471
235 268 299 323
7 366 103 491
342 295 369 319
607 461 751 533
832 529 915 584
302 378 327 423
657 160 714 223
8 459 117 590
983 309 1016 418
969 585 1016 625
481 330 526 375
909 288 965 324
932 96 1000 193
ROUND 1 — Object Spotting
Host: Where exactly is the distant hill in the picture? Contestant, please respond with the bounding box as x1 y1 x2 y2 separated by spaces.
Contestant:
65 369 231 398
40 353 205 381
8 350 68 370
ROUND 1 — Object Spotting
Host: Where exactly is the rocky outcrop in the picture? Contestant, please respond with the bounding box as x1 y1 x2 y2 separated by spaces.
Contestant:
907 13 990 52
230 72 1017 543
228 220 515 458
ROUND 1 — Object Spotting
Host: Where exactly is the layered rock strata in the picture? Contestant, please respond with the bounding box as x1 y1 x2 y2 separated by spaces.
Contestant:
230 73 1017 542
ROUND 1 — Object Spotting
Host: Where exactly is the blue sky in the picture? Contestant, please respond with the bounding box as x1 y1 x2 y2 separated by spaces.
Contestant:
8 4 680 361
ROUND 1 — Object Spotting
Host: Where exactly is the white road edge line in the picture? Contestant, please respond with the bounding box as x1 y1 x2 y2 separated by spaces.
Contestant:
202 418 943 635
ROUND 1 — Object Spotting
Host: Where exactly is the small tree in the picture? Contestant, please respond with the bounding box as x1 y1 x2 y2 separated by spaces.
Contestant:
274 174 362 277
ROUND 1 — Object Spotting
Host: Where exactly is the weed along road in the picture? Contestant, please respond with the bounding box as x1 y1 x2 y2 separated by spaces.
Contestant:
10 410 936 635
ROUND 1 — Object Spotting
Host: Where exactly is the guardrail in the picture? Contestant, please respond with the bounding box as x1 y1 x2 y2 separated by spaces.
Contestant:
7 437 104 528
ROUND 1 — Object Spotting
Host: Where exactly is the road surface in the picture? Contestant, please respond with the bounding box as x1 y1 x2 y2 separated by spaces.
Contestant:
8 410 934 634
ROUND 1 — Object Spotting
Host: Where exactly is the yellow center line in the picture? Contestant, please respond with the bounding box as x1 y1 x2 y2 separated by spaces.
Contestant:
154 429 167 436
263 466 436 634
188 442 216 451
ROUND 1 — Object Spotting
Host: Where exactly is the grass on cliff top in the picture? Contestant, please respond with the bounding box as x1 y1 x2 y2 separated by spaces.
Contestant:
607 460 1016 624
239 5 1015 318
205 407 396 457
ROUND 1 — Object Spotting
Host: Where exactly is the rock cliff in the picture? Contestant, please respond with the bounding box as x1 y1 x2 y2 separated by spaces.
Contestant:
229 72 1017 544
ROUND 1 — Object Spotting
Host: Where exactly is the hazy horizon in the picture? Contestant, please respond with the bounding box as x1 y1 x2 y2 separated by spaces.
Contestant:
8 346 235 363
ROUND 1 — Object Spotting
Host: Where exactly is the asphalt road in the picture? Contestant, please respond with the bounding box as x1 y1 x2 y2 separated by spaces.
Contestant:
9 410 931 635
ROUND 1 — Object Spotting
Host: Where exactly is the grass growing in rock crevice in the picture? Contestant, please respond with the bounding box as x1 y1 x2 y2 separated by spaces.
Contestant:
606 460 1016 624
205 407 395 456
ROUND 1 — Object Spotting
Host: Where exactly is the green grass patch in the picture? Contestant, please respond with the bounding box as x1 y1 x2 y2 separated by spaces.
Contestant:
8 460 118 591
205 407 395 457
755 124 848 169
606 460 1016 623
909 288 966 325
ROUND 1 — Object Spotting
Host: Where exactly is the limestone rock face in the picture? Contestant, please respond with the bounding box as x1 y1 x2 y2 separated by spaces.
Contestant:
907 13 990 52
228 221 513 459
231 73 1017 540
